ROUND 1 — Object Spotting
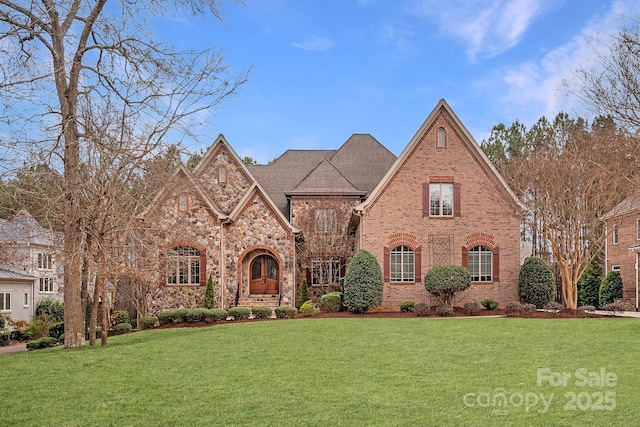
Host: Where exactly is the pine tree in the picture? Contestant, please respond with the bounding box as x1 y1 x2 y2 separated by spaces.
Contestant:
204 276 216 309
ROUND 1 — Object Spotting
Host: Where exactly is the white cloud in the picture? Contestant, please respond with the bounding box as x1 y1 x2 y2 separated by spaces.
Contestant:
292 36 336 51
410 0 545 61
499 0 640 125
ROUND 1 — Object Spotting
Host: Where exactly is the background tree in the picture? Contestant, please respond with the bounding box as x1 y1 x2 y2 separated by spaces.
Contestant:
0 0 247 348
343 249 383 313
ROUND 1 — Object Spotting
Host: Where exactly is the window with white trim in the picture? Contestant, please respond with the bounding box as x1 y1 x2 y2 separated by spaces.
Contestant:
23 292 29 308
311 257 341 286
468 246 492 282
40 277 55 293
429 183 454 216
390 246 415 282
637 218 640 241
612 265 621 271
38 253 53 270
0 292 10 312
166 246 201 285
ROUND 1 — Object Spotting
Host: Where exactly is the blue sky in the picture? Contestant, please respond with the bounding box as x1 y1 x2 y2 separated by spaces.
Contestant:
163 0 640 163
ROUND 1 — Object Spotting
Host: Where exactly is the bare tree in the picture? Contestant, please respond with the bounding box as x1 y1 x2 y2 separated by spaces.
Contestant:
0 1 247 347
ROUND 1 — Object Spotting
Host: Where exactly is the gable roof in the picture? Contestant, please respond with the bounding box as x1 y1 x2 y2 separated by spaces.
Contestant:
356 99 525 213
0 209 59 246
601 193 640 221
288 159 362 195
192 134 255 184
228 182 300 234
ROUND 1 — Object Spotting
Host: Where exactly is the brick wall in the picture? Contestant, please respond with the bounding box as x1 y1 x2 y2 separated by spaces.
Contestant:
605 213 639 304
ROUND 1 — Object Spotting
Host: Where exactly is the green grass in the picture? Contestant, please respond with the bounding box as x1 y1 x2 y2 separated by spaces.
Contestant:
1 317 639 426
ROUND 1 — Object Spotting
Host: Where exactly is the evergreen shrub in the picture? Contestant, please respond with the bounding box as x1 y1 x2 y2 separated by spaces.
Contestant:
424 265 471 308
599 271 623 308
320 292 342 312
518 257 555 308
399 301 415 312
112 323 133 335
274 306 297 319
343 250 383 313
228 306 251 320
481 299 498 310
204 309 228 323
299 301 319 317
252 306 273 319
139 316 158 330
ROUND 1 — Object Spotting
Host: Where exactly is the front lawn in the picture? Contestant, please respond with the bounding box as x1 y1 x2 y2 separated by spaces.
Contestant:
1 317 638 426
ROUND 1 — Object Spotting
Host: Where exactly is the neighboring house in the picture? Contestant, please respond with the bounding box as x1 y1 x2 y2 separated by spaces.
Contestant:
0 268 37 323
0 209 64 321
601 194 640 310
141 99 524 313
353 99 524 307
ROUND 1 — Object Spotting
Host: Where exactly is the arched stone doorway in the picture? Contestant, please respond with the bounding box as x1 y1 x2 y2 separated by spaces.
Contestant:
250 254 279 295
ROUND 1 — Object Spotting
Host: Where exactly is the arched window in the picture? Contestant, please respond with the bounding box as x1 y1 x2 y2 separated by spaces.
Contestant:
390 246 414 282
468 246 492 282
166 246 201 285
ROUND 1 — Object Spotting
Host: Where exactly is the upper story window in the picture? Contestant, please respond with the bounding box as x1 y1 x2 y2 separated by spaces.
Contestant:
613 225 619 245
430 183 454 216
166 246 201 285
38 253 53 270
637 218 640 241
390 246 415 282
468 246 492 282
314 209 337 232
40 277 55 293
437 127 446 148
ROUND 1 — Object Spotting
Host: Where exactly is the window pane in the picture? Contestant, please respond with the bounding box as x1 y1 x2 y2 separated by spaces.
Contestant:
391 246 414 282
442 184 453 216
191 259 200 284
430 184 440 215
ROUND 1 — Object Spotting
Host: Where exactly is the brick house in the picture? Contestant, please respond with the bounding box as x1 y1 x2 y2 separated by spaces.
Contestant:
141 99 523 313
353 99 524 307
601 194 640 310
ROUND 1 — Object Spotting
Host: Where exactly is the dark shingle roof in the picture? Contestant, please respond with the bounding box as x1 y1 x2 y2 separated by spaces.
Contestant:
247 135 396 217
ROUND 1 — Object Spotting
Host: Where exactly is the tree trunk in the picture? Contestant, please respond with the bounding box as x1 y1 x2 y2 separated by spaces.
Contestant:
89 273 101 346
101 284 109 347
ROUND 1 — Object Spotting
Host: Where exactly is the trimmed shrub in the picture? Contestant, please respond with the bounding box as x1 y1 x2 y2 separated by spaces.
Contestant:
436 305 454 317
299 300 319 317
139 316 158 330
599 271 623 308
522 303 537 317
544 301 564 312
26 336 58 351
343 249 383 313
204 309 228 323
174 308 190 322
578 255 603 308
112 310 131 326
157 311 174 325
603 303 625 316
36 298 64 323
414 303 430 316
320 292 342 312
26 319 49 340
274 306 297 319
252 306 273 319
0 332 9 346
463 301 482 315
185 308 207 323
297 278 310 308
481 299 498 310
112 323 133 335
518 257 555 309
48 321 64 339
204 276 216 309
399 301 416 313
0 314 5 330
228 306 251 320
424 265 471 308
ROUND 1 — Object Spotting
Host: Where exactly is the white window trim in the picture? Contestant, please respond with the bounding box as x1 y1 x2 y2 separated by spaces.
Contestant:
429 183 454 217
390 246 415 283
612 265 621 271
166 246 201 285
0 292 10 312
469 246 493 282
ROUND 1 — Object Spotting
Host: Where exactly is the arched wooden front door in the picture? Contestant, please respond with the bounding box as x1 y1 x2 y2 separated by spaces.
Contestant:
250 254 279 294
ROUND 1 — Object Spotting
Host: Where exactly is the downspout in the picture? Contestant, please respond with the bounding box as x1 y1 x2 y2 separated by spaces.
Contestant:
604 223 608 273
220 218 230 310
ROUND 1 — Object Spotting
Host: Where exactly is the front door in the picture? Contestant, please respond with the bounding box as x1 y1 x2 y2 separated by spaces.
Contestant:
250 255 279 294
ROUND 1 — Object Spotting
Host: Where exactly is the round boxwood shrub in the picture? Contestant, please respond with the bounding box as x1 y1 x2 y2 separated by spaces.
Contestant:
227 306 251 320
113 322 133 335
320 292 342 312
343 249 383 313
252 306 273 319
414 303 430 316
173 308 190 322
274 306 297 319
463 301 482 315
518 257 555 309
185 308 207 323
139 316 158 330
599 270 623 308
436 305 454 316
424 265 471 308
203 309 228 323
157 311 174 325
